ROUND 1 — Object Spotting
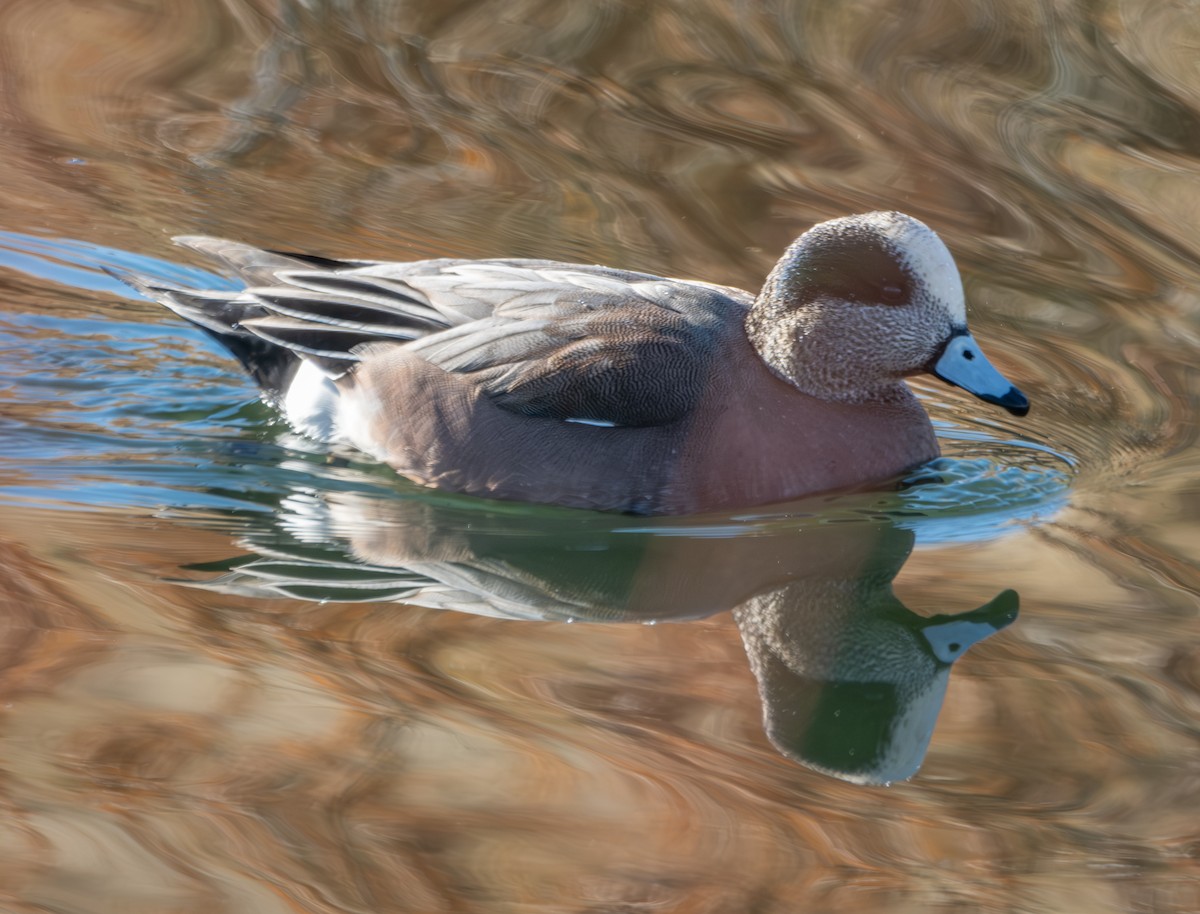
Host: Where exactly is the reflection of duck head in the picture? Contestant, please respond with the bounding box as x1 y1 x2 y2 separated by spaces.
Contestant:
191 489 1017 784
733 524 1018 785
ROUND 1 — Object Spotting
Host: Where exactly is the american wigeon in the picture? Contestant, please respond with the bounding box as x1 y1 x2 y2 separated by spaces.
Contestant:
119 211 1028 514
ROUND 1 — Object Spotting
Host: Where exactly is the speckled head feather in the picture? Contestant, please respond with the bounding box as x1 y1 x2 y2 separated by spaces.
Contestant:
745 211 967 403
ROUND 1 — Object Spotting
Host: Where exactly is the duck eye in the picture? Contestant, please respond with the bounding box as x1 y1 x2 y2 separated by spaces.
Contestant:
880 283 906 303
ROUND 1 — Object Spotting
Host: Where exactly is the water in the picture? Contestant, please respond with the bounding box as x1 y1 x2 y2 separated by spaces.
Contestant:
0 2 1197 912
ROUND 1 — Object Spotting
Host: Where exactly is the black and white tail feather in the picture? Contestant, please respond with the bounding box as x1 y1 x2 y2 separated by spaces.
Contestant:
111 237 451 402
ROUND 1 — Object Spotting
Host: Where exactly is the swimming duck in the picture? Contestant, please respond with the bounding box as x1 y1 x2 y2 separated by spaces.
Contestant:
119 211 1028 514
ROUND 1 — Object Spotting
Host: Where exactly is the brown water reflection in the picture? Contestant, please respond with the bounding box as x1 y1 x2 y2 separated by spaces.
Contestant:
1 0 1200 912
0 507 1039 913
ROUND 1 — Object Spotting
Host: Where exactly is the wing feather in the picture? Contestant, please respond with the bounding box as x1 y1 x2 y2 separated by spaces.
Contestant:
142 245 748 429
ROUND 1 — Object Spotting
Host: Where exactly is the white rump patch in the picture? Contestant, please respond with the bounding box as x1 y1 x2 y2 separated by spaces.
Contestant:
283 360 340 441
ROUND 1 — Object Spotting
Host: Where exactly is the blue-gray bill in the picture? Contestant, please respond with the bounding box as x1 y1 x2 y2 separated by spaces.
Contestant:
932 331 1029 417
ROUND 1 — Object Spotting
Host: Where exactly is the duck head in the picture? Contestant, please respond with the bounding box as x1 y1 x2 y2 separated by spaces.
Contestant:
747 211 1029 416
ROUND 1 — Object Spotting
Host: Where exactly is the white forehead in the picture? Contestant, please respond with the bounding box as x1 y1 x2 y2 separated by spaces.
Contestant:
860 212 967 324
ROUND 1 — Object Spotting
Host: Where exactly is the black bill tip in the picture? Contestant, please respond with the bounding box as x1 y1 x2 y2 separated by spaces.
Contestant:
981 386 1029 417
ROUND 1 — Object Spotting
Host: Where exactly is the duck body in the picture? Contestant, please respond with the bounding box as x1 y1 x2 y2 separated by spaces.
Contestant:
120 212 1027 515
348 321 937 514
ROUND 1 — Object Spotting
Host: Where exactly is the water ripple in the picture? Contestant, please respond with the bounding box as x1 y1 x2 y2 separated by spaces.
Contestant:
3 2 1200 906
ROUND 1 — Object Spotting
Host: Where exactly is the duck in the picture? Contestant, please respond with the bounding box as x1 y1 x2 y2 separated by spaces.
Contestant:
116 211 1028 515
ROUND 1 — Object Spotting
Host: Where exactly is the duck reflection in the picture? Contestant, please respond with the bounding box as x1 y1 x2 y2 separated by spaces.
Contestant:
190 490 1017 785
731 530 1016 785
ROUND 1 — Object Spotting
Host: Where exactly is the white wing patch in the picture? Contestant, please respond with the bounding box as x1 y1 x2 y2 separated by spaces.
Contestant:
563 417 620 427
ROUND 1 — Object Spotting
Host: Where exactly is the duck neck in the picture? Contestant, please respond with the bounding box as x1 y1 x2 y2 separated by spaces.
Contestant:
744 301 902 405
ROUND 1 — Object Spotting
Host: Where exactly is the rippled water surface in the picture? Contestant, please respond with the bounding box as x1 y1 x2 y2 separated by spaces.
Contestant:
1 2 1198 912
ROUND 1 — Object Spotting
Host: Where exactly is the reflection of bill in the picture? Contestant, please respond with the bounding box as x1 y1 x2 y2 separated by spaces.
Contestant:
189 491 1017 785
